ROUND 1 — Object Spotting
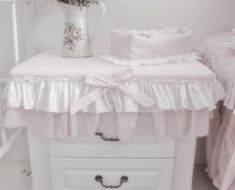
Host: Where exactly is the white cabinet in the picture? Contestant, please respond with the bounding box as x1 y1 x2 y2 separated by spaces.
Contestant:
28 130 196 190
49 136 175 190
51 158 174 190
49 136 175 158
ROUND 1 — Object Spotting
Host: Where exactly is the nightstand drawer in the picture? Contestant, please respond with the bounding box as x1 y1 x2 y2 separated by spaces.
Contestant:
50 158 174 190
49 136 175 158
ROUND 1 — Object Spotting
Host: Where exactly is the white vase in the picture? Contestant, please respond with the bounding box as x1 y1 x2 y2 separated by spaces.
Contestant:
60 2 106 58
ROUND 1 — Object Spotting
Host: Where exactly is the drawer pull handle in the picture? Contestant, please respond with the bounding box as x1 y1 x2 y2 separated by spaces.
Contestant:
95 175 128 189
95 132 120 142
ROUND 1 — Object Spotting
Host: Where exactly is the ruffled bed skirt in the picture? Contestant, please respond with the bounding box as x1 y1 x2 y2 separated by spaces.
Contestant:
3 72 224 114
206 108 235 190
3 108 211 141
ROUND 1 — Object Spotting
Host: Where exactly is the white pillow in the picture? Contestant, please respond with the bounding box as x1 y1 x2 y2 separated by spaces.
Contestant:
110 27 193 60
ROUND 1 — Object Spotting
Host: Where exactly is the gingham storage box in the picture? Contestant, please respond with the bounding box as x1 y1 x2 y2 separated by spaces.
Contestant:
110 27 193 60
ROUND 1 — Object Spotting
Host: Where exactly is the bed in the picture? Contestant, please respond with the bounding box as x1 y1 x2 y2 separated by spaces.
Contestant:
196 29 235 190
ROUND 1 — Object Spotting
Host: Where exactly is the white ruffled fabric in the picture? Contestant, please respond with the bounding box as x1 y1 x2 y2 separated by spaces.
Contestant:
100 53 200 66
2 75 224 114
2 50 225 140
4 108 211 140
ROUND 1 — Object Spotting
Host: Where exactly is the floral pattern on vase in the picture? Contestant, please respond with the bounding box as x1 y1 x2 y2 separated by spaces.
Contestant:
63 22 85 52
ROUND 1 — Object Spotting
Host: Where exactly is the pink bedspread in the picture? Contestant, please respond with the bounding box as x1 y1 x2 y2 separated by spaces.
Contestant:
207 108 235 190
197 31 235 190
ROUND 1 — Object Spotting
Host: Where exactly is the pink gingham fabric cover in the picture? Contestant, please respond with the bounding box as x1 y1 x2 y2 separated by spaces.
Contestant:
196 31 235 190
207 108 235 190
2 50 224 140
104 27 195 66
110 27 193 59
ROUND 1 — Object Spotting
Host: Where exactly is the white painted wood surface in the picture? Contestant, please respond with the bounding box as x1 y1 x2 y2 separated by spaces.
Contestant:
49 136 175 158
0 163 215 190
0 129 23 159
173 138 196 190
28 130 197 190
51 158 174 190
27 130 51 190
0 81 24 160
0 162 32 190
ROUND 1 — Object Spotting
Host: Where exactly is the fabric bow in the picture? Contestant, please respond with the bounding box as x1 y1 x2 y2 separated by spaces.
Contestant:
70 69 155 114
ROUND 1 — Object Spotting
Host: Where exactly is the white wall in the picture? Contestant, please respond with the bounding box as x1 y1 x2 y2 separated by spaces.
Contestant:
33 0 235 53
1 0 235 164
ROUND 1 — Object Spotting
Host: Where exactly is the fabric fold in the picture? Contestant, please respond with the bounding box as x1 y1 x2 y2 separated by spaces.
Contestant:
70 69 155 114
100 53 200 66
2 76 224 114
195 32 235 114
3 108 212 140
223 81 235 114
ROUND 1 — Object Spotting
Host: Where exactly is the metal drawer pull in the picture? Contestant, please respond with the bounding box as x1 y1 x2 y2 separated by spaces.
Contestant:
95 132 120 142
95 175 128 189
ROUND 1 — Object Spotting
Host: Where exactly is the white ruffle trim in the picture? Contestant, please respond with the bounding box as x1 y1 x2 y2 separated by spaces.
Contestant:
199 57 235 114
4 108 211 140
2 75 225 114
100 53 200 66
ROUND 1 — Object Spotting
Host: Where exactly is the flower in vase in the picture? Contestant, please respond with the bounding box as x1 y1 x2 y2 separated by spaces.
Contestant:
64 22 84 51
57 0 99 7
